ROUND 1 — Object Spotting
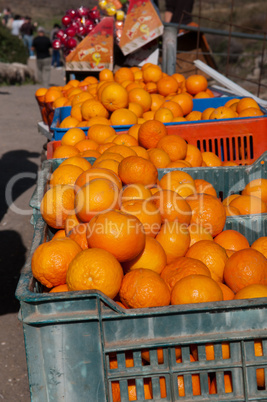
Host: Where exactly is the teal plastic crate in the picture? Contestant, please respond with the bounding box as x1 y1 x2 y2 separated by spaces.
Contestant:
29 152 267 232
158 151 267 201
16 213 267 402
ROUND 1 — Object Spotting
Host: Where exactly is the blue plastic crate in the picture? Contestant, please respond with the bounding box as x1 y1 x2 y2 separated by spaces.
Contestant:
50 96 267 141
16 213 267 402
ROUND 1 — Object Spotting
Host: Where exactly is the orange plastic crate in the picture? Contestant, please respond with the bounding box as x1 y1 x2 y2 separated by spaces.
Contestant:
47 117 267 164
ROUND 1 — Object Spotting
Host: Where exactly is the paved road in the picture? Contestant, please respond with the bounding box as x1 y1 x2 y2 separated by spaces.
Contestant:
0 64 65 401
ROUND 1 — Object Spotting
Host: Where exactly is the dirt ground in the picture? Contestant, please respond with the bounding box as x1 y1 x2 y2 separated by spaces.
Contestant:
0 63 65 401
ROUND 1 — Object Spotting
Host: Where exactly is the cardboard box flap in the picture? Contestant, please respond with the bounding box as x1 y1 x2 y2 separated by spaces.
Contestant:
66 17 114 71
119 0 163 56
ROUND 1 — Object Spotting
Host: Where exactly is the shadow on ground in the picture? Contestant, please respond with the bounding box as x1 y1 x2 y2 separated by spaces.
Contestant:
0 149 40 315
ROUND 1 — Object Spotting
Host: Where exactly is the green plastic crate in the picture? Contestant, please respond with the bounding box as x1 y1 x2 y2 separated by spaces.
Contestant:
16 214 267 402
29 152 267 234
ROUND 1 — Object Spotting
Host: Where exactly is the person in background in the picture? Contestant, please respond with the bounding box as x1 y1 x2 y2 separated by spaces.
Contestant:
20 16 37 58
165 0 194 25
50 23 61 68
32 27 52 88
2 7 12 27
11 15 24 37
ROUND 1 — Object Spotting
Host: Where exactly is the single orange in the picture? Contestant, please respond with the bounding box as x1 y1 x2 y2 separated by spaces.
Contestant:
152 189 192 224
112 134 138 147
94 152 123 164
186 193 226 237
100 82 128 112
59 116 80 129
157 134 187 161
194 179 217 197
107 144 137 158
222 194 240 206
68 223 89 250
52 229 66 240
172 73 186 89
41 185 75 229
229 195 267 215
99 68 114 81
184 144 203 167
161 256 211 291
123 236 167 274
75 139 98 152
49 284 69 293
238 107 264 117
81 99 109 120
214 229 250 251
185 110 202 121
171 93 194 115
93 159 119 175
194 91 211 99
186 240 228 282
138 120 167 149
128 88 152 112
154 107 174 123
31 238 82 288
159 170 196 198
156 221 190 263
166 160 191 168
217 282 235 300
142 64 163 83
150 93 165 111
171 274 223 304
87 116 111 126
49 165 84 187
201 107 215 120
60 156 91 172
209 106 236 119
79 150 101 159
234 284 267 300
87 124 115 144
114 67 134 84
110 108 138 125
202 151 222 167
236 97 260 114
119 268 171 308
157 76 179 96
121 199 162 237
224 248 267 292
128 102 144 118
87 210 146 262
128 124 141 140
148 148 171 168
118 155 158 186
224 205 241 216
75 167 122 192
242 178 267 203
221 161 239 166
66 248 123 298
130 145 149 159
251 237 267 258
64 213 80 235
185 74 208 95
120 183 152 203
75 178 119 222
188 223 213 246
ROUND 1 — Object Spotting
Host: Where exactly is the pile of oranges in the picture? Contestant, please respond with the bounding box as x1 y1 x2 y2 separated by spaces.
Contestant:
51 120 241 168
31 122 267 308
35 64 264 130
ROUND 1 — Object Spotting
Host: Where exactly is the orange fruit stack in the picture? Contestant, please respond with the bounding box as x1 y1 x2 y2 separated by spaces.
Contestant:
34 145 267 310
36 64 264 133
